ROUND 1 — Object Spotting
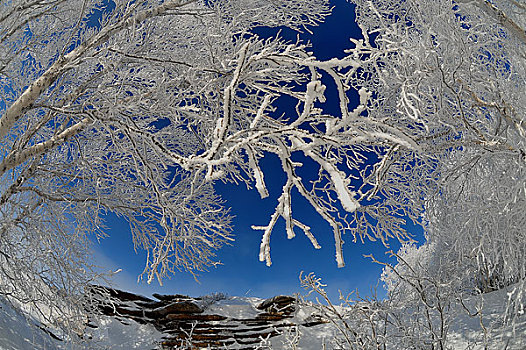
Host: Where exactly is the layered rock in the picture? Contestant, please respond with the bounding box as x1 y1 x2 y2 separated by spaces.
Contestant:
90 286 325 349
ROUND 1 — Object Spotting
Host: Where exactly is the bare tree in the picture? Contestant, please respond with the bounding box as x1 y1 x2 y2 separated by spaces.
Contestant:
344 0 525 308
2 0 524 341
0 0 337 329
300 268 453 350
298 0 526 347
1 0 429 316
0 0 419 330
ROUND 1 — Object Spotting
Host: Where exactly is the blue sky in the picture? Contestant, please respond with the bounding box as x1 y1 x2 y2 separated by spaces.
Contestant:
92 0 424 301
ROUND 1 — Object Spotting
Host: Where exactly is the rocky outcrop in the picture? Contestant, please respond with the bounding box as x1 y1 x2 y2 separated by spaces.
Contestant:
90 286 325 349
256 295 296 314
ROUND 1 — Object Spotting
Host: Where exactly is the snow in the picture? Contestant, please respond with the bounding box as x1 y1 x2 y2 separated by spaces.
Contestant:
204 287 526 350
446 287 526 350
299 143 360 214
83 316 162 350
283 286 526 350
204 296 262 319
1 287 524 349
0 298 60 350
0 296 161 350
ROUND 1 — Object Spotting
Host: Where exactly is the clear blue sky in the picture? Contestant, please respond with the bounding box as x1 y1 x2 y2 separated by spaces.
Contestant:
92 0 424 301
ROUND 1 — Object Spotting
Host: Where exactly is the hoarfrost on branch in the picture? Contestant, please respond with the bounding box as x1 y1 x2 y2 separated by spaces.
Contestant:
1 0 525 334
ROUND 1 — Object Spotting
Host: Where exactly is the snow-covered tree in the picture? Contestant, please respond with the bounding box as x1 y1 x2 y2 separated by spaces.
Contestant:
300 0 526 347
2 0 525 339
0 0 335 326
340 0 525 278
0 0 425 328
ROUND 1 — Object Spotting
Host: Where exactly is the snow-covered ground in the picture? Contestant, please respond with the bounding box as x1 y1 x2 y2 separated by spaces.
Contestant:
0 297 161 350
81 316 162 350
0 297 60 350
447 287 526 350
203 296 263 319
0 286 524 349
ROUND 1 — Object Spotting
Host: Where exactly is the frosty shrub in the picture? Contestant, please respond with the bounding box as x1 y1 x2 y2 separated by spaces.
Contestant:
301 264 455 350
198 292 229 310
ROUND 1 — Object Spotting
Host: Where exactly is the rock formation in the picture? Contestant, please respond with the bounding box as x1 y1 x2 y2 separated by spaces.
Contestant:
89 286 325 349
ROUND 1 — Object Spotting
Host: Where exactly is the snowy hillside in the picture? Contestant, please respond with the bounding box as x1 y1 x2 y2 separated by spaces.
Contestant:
0 296 161 350
0 285 524 349
0 297 60 350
